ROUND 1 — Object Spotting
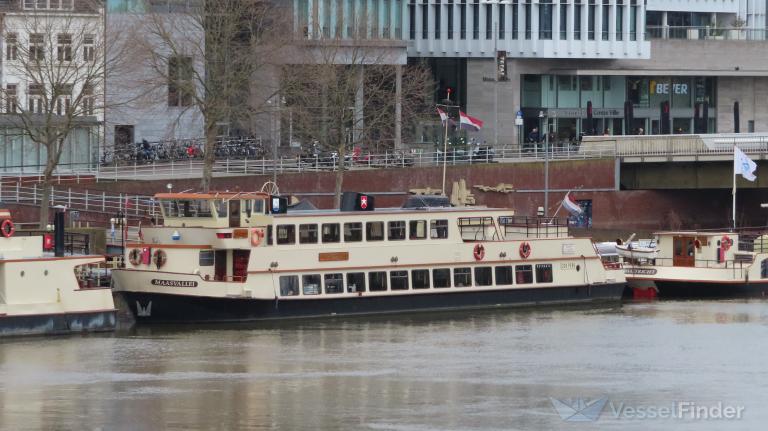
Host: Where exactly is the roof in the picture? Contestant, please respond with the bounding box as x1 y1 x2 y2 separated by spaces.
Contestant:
653 231 737 237
154 192 270 200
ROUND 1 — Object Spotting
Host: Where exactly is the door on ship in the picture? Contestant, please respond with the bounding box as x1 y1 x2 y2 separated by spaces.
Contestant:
229 200 241 227
673 236 695 267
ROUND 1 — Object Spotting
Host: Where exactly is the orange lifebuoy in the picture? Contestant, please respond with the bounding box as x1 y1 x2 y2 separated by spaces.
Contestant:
1 219 14 238
721 235 732 251
519 241 532 259
251 228 264 246
128 248 141 266
473 244 485 261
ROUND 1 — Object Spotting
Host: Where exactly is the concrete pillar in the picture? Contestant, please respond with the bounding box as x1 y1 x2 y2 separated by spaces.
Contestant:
595 0 603 43
395 64 402 149
662 11 668 39
553 0 561 41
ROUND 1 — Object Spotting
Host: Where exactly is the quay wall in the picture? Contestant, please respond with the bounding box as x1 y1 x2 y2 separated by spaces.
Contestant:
6 159 767 231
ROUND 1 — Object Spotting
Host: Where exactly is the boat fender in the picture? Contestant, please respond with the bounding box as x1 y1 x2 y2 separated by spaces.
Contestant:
0 219 14 238
153 249 167 269
128 248 142 266
473 244 485 261
519 241 532 259
251 228 264 246
721 235 732 252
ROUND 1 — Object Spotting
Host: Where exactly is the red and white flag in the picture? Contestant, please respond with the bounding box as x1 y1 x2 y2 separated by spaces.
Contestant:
459 111 484 131
436 107 454 126
562 192 583 215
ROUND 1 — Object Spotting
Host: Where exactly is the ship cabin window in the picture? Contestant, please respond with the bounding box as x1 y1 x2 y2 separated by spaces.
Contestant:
369 271 388 291
344 222 363 242
213 200 227 217
322 223 341 243
515 265 533 284
388 221 406 241
433 268 451 288
266 225 273 245
536 264 553 283
302 274 321 295
280 275 299 296
243 199 265 217
276 225 296 245
762 260 768 278
367 222 385 241
430 219 449 239
299 224 318 244
163 199 213 218
409 220 427 240
474 267 493 286
495 266 513 285
324 273 344 294
347 272 366 292
199 250 215 266
412 269 430 289
390 270 409 290
454 267 472 287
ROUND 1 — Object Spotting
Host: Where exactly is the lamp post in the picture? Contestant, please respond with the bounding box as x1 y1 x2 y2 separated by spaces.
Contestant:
539 110 549 217
113 211 125 268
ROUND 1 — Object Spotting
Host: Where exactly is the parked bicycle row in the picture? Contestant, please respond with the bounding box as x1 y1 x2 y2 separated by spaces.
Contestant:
100 137 269 166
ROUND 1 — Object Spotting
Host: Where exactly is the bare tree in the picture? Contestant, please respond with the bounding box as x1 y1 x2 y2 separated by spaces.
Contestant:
0 2 132 227
281 39 434 207
133 0 290 191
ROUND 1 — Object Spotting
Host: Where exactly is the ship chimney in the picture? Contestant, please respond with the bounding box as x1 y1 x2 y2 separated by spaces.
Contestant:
53 206 66 257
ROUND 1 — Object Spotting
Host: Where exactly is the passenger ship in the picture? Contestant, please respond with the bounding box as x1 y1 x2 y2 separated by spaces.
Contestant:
624 230 768 298
111 192 626 323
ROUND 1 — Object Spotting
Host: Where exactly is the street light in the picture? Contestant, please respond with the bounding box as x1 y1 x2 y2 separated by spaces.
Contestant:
539 110 550 217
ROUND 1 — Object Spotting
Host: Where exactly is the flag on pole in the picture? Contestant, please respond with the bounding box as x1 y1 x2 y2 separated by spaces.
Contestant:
734 146 757 181
437 107 455 126
562 192 583 215
459 111 484 131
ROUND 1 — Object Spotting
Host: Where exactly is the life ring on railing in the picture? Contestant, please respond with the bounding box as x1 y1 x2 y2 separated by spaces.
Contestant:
0 219 14 238
473 244 485 261
519 241 532 259
128 248 142 266
153 249 167 269
251 228 264 246
721 235 732 251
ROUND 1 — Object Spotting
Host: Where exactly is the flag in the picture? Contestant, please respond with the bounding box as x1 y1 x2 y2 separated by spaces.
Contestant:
437 107 455 126
734 146 757 181
459 111 484 131
562 192 583 215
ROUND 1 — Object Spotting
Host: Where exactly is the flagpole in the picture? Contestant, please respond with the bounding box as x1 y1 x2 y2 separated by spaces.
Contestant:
733 151 737 231
441 118 449 196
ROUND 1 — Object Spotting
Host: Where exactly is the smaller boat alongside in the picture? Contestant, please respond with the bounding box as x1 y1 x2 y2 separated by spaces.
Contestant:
623 230 768 299
0 210 116 336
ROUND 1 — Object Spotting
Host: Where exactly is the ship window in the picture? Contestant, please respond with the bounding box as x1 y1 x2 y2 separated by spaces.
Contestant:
199 250 214 266
412 269 430 289
495 266 513 285
433 268 451 288
324 273 344 294
213 200 226 217
299 224 318 244
276 224 296 245
302 274 321 295
536 264 553 283
322 223 340 243
347 272 366 292
388 221 406 240
366 221 384 241
243 199 265 216
454 267 472 287
515 265 533 284
762 260 768 278
409 220 427 240
168 199 213 218
266 225 273 245
430 219 449 239
390 270 409 290
369 271 388 291
254 199 265 214
279 275 299 296
474 267 493 286
344 222 363 242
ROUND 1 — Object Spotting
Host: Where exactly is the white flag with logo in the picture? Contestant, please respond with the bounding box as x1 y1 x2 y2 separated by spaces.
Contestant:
734 146 757 182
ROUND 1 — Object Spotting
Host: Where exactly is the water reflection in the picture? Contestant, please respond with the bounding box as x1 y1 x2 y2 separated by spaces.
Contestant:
0 301 767 430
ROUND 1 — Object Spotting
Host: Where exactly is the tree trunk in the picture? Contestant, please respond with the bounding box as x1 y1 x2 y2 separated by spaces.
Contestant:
200 124 218 192
38 146 58 228
333 139 346 209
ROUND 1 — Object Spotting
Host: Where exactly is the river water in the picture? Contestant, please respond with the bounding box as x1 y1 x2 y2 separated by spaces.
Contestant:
0 300 766 430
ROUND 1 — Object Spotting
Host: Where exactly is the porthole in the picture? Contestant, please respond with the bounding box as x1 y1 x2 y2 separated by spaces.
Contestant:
576 265 581 272
44 270 49 276
20 271 24 277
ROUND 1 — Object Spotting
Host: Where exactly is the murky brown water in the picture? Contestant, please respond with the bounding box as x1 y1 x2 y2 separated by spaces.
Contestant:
0 301 767 430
